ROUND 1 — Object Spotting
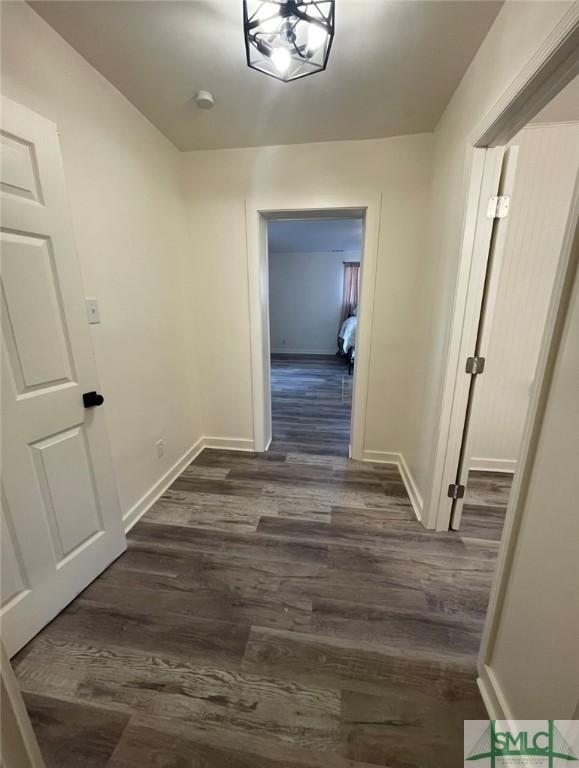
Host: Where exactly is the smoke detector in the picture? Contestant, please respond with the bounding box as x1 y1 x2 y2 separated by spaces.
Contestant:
195 91 215 110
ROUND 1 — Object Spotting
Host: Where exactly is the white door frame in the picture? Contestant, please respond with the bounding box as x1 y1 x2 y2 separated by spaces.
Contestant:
245 193 382 458
478 173 579 718
420 1 579 716
425 4 579 531
427 146 505 531
1 642 45 768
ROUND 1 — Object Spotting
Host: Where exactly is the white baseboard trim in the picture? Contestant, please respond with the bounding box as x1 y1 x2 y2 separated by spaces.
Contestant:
470 457 517 473
477 666 512 720
202 436 255 452
123 437 205 532
362 450 399 465
398 453 424 523
362 450 424 523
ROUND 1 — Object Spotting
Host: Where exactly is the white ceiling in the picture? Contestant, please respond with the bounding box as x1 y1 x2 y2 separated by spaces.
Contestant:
268 218 363 255
29 0 503 152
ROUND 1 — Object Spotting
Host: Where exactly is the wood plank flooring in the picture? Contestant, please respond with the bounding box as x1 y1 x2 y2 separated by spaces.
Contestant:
13 359 512 767
270 354 352 456
462 470 512 542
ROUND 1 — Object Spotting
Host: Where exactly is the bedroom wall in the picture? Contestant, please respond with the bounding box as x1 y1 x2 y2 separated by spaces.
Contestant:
268 250 360 355
398 0 576 523
469 120 579 473
1 2 203 525
182 134 433 460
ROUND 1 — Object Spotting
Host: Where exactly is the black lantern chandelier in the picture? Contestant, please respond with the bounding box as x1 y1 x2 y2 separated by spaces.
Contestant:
243 0 335 82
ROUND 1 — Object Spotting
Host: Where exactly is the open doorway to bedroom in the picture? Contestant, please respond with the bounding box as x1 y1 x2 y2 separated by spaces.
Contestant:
433 75 579 540
267 217 364 457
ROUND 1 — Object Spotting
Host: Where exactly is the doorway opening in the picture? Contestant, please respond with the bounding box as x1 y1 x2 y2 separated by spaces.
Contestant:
266 218 364 457
432 74 579 545
245 198 381 459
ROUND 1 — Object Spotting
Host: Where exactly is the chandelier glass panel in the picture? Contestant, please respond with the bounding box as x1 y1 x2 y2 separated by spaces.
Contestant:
243 0 335 82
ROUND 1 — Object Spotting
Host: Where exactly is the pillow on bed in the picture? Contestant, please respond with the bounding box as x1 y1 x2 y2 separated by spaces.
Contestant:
352 306 357 316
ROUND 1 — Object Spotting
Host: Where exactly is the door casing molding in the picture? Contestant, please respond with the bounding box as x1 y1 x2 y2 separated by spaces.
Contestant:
477 178 579 717
1 641 46 766
245 193 382 459
425 3 579 531
421 1 579 719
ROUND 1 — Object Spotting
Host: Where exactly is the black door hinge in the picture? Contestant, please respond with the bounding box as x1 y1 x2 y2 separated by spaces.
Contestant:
466 356 485 375
447 483 465 500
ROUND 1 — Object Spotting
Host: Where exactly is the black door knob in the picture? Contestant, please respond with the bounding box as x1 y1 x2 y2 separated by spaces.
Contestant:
83 391 104 408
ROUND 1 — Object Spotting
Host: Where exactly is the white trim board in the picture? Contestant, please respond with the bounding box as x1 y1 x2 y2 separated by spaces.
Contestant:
527 120 579 130
362 450 423 522
477 666 513 720
470 458 516 474
1 642 46 767
426 147 502 531
472 4 579 147
202 436 255 452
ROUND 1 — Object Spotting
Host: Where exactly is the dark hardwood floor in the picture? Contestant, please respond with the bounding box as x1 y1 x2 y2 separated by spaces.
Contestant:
462 470 512 542
270 354 352 456
13 358 513 767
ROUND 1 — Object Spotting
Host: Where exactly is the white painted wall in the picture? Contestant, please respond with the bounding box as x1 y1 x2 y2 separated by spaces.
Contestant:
484 234 579 717
181 135 433 456
4 0 574 535
1 2 203 523
404 0 576 523
268 251 360 355
179 1 575 483
469 121 579 472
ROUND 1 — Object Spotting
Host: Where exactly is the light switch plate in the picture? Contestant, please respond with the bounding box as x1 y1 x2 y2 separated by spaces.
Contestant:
86 298 100 324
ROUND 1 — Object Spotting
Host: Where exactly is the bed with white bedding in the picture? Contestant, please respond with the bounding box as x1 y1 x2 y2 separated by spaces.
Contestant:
338 314 357 374
339 315 357 354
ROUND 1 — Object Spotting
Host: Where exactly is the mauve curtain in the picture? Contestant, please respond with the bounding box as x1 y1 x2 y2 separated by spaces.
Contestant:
340 262 360 325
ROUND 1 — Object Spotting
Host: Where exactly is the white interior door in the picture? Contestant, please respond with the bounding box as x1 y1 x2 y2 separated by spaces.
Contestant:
449 147 519 530
1 97 126 657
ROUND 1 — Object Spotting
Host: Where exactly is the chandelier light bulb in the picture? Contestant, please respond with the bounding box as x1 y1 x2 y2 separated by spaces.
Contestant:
271 46 291 74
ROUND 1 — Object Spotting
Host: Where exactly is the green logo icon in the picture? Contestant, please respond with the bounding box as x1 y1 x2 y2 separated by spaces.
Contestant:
467 721 578 766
